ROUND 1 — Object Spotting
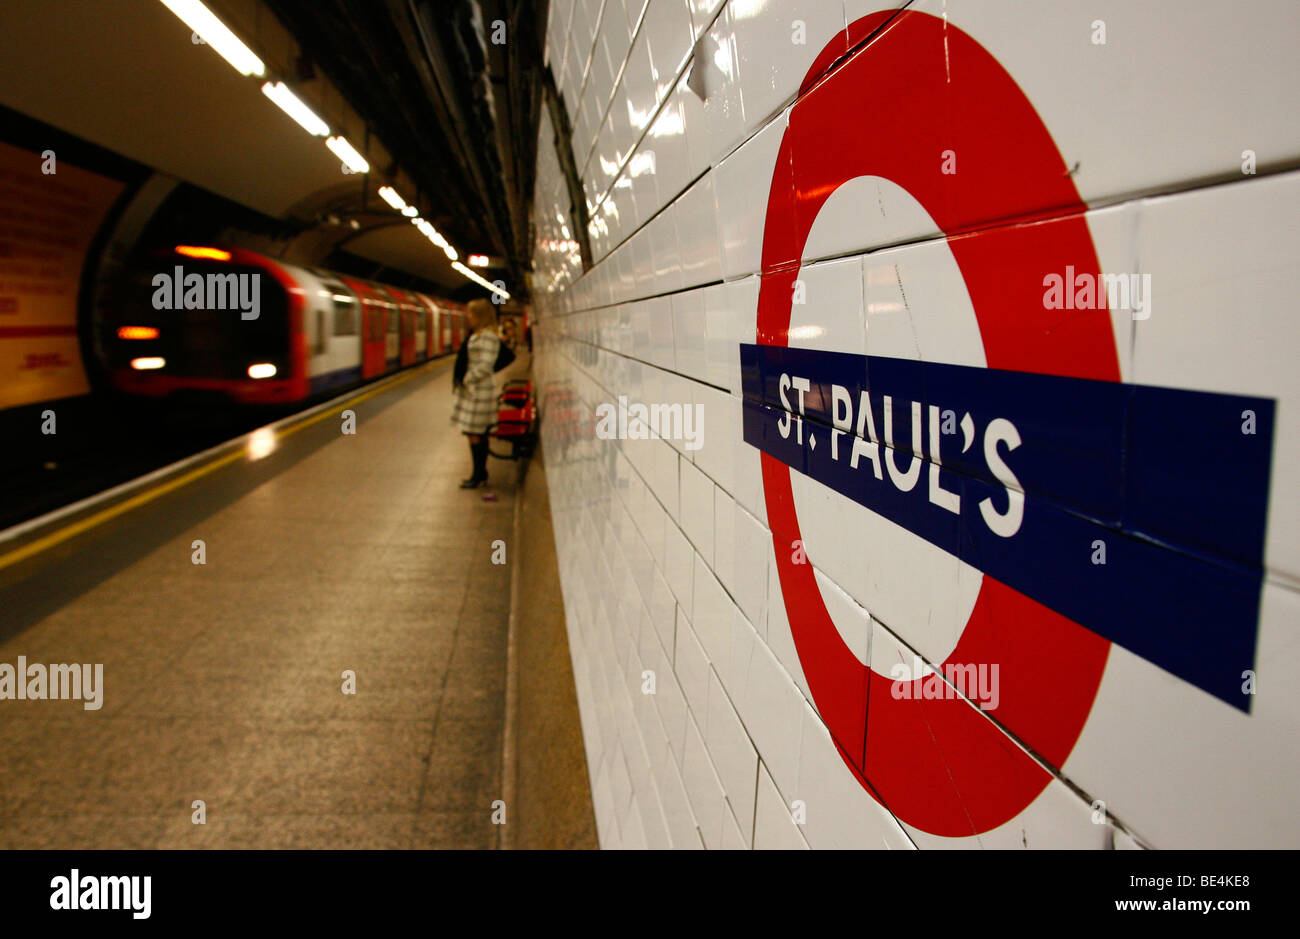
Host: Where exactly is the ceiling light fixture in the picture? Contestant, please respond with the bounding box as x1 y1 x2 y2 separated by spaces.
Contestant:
325 136 369 173
158 0 265 77
261 81 330 136
451 261 509 299
378 186 408 211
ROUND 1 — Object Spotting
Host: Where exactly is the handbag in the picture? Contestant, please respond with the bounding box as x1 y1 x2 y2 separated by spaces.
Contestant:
452 339 469 386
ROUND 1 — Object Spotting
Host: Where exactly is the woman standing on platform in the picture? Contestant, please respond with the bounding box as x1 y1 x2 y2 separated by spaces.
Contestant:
450 298 502 489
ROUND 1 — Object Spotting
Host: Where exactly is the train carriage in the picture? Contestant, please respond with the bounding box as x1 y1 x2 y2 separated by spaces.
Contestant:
105 246 460 405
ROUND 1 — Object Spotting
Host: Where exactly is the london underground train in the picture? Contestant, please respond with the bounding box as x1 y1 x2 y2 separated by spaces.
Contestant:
104 245 466 405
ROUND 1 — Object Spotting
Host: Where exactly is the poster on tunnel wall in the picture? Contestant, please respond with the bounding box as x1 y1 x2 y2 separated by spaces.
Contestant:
0 139 123 410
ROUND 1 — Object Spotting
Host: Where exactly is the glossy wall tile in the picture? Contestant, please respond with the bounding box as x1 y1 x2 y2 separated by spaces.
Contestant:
531 0 1300 849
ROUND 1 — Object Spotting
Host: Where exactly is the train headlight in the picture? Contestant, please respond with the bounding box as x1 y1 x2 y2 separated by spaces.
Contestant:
175 245 232 261
117 326 160 340
247 363 277 379
130 357 165 370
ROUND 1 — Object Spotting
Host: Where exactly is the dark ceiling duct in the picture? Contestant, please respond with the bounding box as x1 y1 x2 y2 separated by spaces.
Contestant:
406 0 512 270
259 0 549 299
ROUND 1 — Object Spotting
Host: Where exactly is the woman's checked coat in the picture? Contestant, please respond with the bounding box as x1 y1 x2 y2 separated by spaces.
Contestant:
450 329 501 434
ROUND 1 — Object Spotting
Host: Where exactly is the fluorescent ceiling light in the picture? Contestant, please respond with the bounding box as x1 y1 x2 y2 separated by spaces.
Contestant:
468 255 489 268
401 206 418 217
261 82 330 136
378 186 407 210
326 136 369 173
443 245 457 261
159 0 265 77
451 261 509 299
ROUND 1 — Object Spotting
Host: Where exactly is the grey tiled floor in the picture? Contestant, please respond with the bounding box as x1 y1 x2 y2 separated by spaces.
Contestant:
0 365 517 848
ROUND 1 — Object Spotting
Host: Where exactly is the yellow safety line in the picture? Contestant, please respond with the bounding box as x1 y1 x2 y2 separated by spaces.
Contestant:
0 362 439 574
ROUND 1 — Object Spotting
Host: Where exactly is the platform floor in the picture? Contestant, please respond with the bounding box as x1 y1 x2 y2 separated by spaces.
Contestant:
0 358 530 848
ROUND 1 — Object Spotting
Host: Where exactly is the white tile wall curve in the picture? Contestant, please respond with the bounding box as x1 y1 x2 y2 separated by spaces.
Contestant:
532 0 1300 848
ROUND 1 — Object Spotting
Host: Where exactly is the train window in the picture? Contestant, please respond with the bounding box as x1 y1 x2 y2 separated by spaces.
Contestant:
315 310 327 355
388 307 399 333
370 307 385 341
332 296 357 336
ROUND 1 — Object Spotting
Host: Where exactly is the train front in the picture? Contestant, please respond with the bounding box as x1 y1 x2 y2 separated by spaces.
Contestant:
103 246 305 405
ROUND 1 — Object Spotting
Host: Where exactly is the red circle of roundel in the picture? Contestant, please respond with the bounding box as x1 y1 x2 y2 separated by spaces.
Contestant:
758 10 1116 837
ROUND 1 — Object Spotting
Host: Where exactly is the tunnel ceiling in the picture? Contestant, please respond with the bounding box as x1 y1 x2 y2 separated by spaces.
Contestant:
0 0 548 300
260 0 549 297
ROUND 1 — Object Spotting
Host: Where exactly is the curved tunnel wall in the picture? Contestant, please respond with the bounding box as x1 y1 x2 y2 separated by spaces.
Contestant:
528 0 1300 848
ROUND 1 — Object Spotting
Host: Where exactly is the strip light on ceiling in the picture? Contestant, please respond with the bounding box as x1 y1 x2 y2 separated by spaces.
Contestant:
381 190 502 297
261 81 330 136
325 136 369 173
158 0 265 77
378 186 409 211
160 1 510 300
452 261 509 299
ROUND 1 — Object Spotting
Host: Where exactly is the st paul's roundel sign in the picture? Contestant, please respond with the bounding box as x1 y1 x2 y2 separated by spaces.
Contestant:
741 10 1274 836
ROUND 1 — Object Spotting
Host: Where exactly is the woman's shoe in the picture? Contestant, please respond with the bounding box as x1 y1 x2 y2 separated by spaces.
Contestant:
459 475 487 489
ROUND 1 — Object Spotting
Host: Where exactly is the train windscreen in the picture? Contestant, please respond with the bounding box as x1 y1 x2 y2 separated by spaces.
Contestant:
104 259 290 380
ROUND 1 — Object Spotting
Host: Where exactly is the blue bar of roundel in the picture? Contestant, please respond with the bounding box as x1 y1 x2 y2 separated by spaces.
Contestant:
1127 384 1276 570
747 344 1128 522
960 474 1262 711
739 344 1273 712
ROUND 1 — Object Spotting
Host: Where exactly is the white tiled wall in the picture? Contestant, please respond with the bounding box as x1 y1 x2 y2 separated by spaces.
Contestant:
531 0 1300 848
